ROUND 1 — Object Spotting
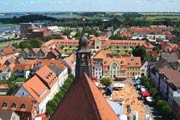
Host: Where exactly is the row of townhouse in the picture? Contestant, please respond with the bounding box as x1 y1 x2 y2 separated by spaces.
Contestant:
127 25 173 40
92 50 143 80
149 67 180 119
15 60 70 113
42 36 154 53
22 47 62 59
0 54 76 119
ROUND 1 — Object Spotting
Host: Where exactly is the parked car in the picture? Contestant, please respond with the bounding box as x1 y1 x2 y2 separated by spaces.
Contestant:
136 85 142 90
145 96 155 106
140 86 147 92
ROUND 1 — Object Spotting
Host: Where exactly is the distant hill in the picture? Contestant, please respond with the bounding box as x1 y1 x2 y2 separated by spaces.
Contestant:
0 14 57 24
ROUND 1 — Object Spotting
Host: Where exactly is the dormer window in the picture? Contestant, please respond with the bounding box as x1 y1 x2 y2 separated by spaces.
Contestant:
20 103 26 109
48 74 51 77
2 101 8 107
11 103 17 108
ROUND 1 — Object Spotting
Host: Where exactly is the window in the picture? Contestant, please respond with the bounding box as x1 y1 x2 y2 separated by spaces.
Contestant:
2 101 8 107
11 103 17 108
21 103 26 109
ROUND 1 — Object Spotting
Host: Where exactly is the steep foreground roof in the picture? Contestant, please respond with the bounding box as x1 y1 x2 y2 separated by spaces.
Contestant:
50 73 119 120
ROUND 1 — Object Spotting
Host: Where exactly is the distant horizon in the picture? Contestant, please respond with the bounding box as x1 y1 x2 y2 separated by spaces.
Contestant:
1 11 180 14
0 0 180 13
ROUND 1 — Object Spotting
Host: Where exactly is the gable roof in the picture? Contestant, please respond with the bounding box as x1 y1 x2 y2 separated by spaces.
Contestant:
5 58 16 64
36 59 66 70
23 75 50 103
13 64 31 72
36 66 57 89
2 47 14 55
32 48 40 54
0 96 34 112
50 73 119 120
90 36 108 41
62 54 76 67
159 68 180 87
0 65 7 72
16 57 26 64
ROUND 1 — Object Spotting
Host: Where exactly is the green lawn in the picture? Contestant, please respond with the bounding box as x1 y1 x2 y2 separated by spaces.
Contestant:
15 77 25 82
0 40 22 49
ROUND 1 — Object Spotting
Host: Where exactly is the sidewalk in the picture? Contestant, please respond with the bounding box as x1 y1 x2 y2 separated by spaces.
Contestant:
111 83 146 120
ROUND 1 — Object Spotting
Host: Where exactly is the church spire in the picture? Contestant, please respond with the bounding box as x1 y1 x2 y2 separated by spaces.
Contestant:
75 23 92 81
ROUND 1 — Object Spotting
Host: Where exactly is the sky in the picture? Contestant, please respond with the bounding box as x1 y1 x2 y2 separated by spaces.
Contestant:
0 0 180 12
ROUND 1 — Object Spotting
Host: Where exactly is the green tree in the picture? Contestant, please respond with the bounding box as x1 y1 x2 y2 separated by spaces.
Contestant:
149 88 158 97
46 106 53 116
46 100 57 111
63 29 72 36
155 95 161 102
146 55 156 62
12 43 19 48
132 46 146 61
68 74 75 80
30 39 42 48
19 41 31 49
60 45 64 49
100 77 112 87
160 104 172 117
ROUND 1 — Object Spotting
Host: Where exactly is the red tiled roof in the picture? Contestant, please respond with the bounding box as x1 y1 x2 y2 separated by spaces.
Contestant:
36 66 57 89
25 59 66 70
63 54 76 67
36 59 66 70
0 55 16 65
2 48 14 55
0 65 7 72
90 36 108 41
0 96 34 112
23 75 50 103
13 64 31 72
159 68 180 87
93 50 141 69
121 31 132 38
32 48 40 54
51 73 119 120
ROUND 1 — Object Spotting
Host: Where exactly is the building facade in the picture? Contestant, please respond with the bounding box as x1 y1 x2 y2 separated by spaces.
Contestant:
92 50 142 80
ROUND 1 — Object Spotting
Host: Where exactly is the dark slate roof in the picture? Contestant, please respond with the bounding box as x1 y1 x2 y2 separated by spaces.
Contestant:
174 97 180 106
50 73 119 120
155 58 172 70
161 52 178 63
16 57 26 64
0 110 14 120
49 66 63 76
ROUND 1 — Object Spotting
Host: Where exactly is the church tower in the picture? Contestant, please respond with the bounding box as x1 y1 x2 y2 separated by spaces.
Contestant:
75 33 92 81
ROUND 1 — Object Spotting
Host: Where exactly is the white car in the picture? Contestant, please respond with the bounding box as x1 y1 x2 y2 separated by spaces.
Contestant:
140 86 147 92
146 96 155 103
